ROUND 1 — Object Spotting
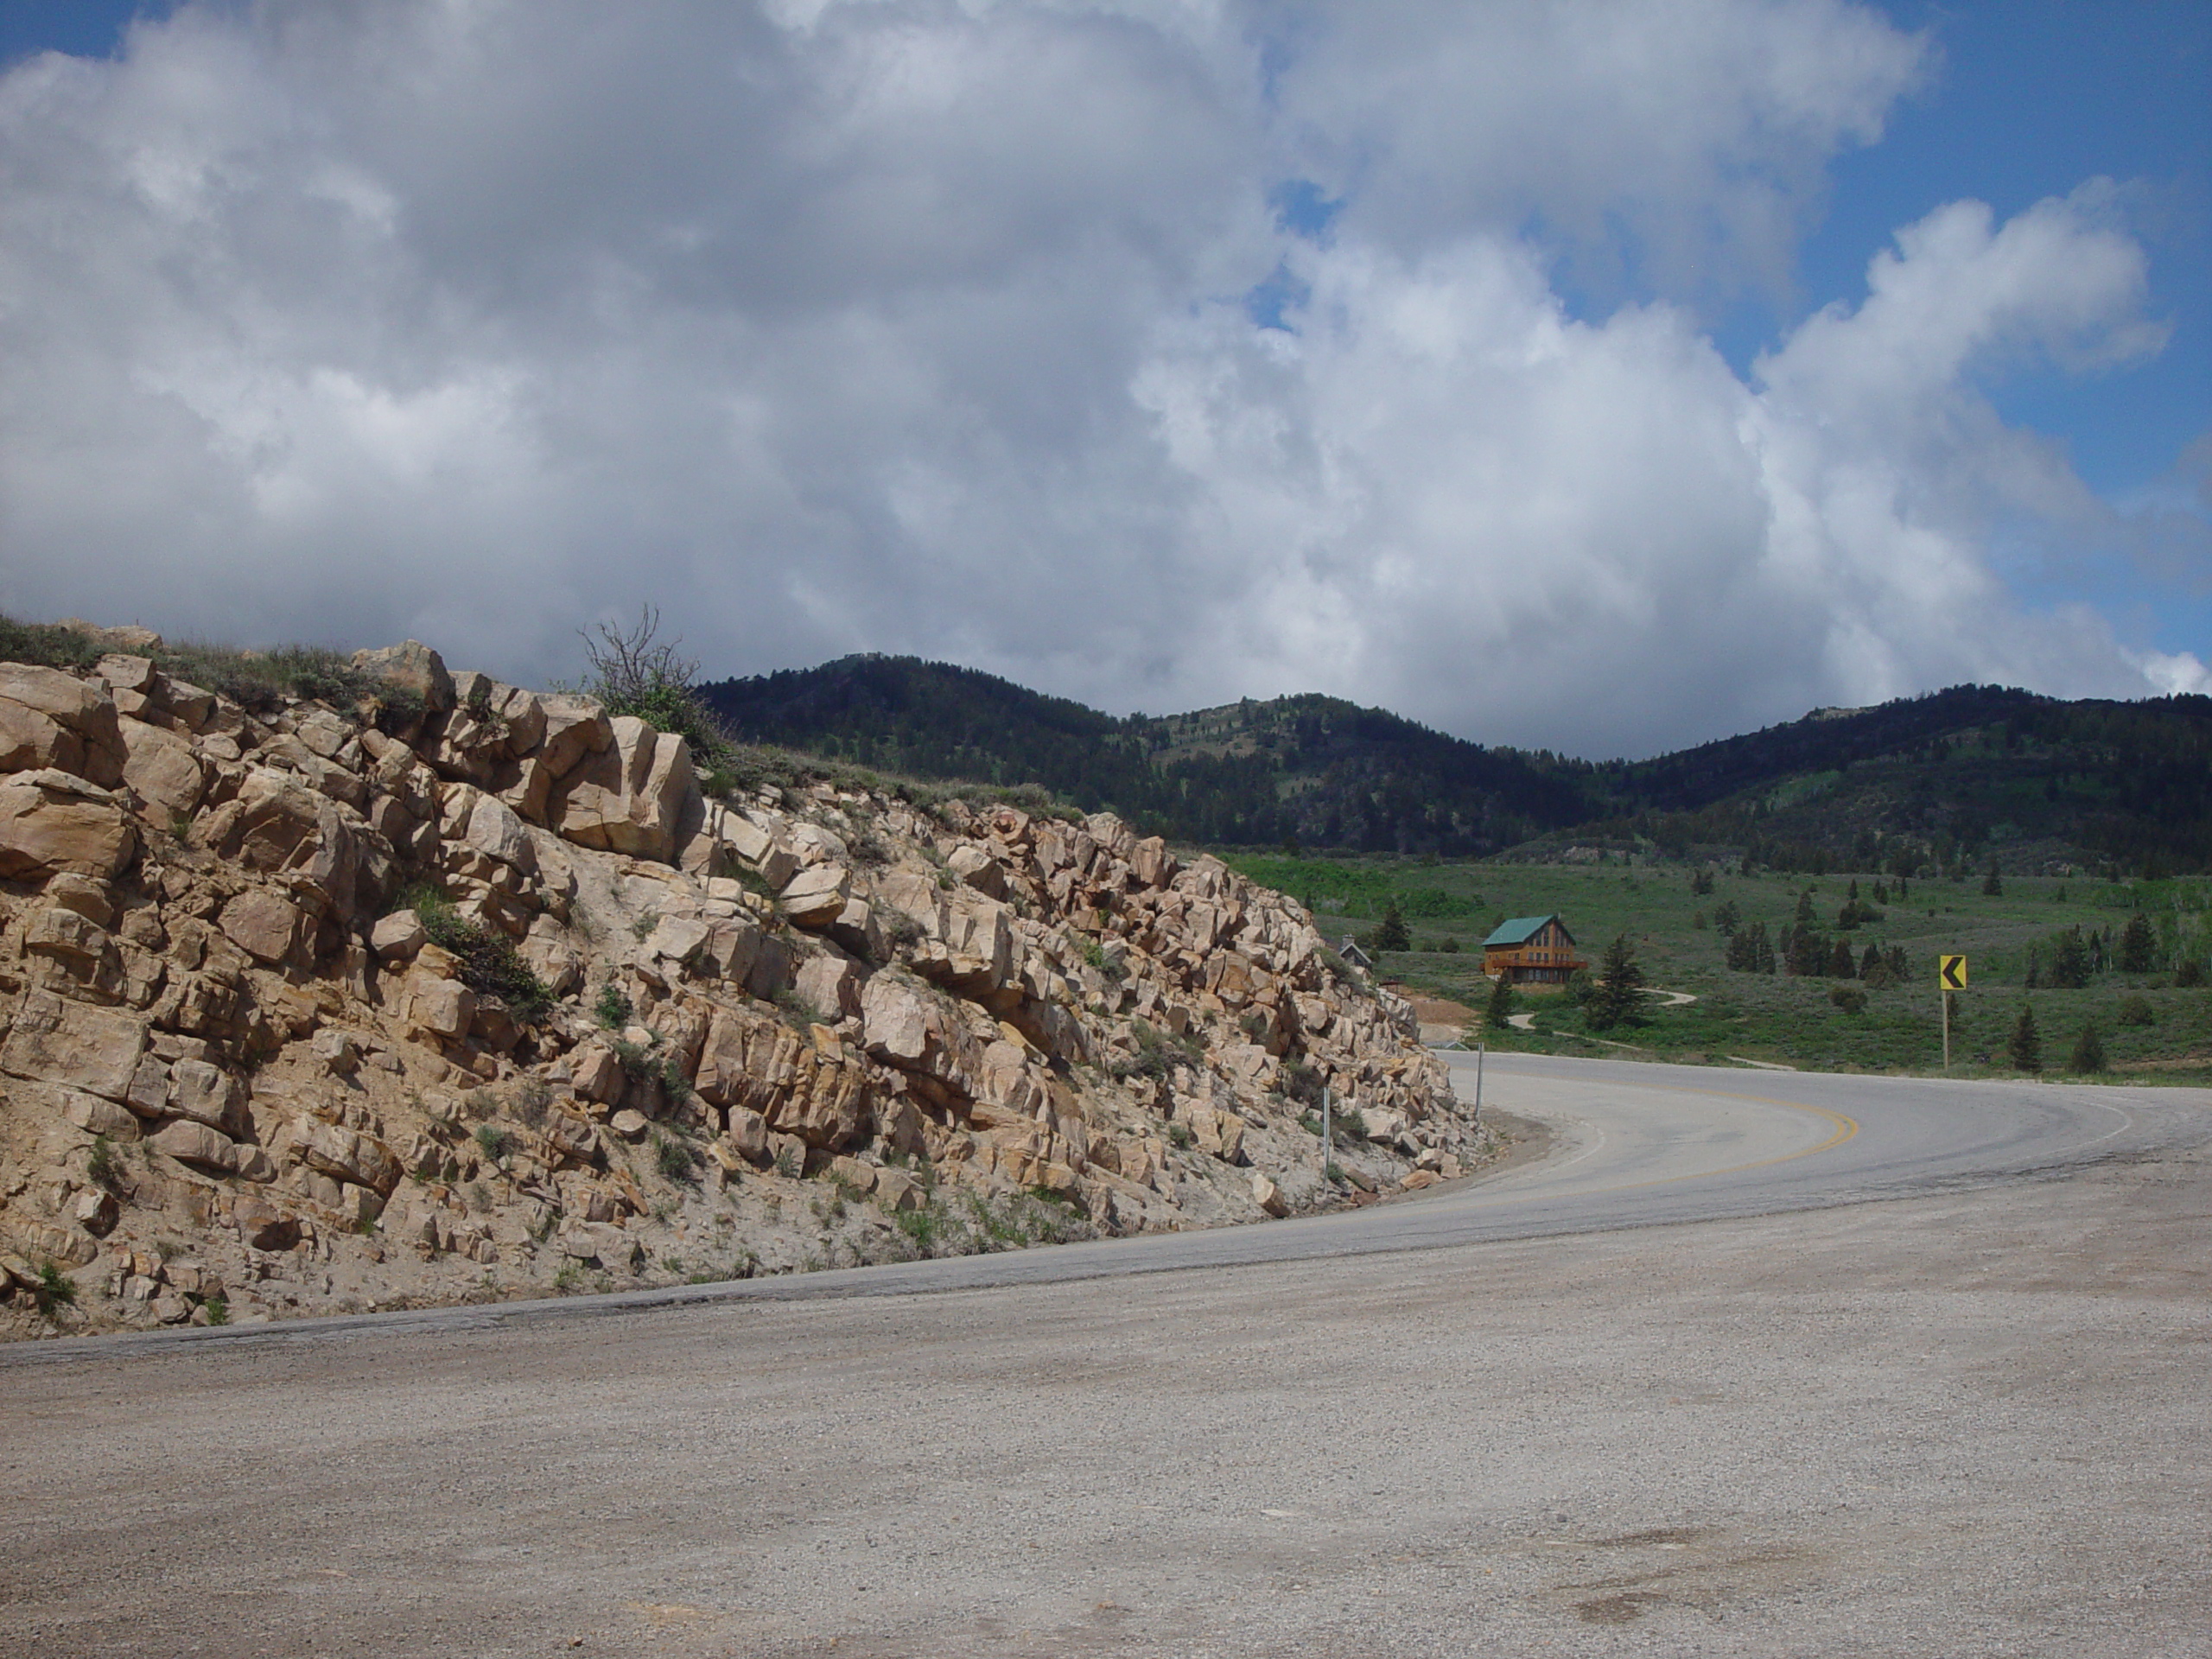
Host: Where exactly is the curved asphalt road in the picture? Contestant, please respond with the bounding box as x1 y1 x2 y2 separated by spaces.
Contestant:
12 1052 2206 1363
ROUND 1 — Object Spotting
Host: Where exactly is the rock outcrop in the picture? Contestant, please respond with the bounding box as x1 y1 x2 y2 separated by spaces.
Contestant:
0 631 1483 1335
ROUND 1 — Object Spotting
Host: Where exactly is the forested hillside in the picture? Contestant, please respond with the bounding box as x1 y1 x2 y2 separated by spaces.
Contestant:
699 658 2212 875
700 658 1590 856
1573 686 2212 876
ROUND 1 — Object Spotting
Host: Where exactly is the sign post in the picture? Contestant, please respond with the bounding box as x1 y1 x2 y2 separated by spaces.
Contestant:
1321 1085 1332 1177
1939 954 1967 1070
1473 1043 1485 1125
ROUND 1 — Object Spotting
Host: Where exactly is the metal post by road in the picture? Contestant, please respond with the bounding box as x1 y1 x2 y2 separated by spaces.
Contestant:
1942 989 1951 1072
1321 1085 1332 1177
1474 1044 1484 1125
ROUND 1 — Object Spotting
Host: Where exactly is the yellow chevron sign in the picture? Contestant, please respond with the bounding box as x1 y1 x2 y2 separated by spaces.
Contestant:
1939 954 1967 991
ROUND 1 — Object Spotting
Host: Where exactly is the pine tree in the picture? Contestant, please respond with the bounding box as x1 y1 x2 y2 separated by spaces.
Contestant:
2117 912 2156 974
2050 927 2090 989
1485 973 1516 1030
1982 861 2004 896
1585 933 1645 1032
1373 901 1410 954
2066 1020 2106 1074
2007 1006 2042 1073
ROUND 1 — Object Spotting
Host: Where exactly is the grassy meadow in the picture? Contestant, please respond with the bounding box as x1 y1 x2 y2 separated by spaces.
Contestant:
1221 852 2212 1082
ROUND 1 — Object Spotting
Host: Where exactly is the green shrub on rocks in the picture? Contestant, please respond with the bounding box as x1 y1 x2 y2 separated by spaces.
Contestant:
413 894 553 1020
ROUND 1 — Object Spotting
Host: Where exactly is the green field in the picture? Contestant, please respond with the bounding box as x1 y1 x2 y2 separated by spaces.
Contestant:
1222 853 2212 1082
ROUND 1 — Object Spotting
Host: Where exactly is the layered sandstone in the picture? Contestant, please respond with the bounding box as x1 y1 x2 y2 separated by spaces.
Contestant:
1 632 1484 1335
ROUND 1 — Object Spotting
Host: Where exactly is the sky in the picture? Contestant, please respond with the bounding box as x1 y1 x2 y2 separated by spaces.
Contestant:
0 1 2206 760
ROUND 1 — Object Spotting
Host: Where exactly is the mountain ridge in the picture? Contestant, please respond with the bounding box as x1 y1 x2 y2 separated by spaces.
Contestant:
700 658 2212 875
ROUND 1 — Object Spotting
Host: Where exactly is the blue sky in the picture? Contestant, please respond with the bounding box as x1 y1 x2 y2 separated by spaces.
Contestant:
0 2 2205 756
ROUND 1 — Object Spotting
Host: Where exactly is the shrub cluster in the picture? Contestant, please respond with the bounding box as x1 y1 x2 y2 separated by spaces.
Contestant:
413 894 554 1020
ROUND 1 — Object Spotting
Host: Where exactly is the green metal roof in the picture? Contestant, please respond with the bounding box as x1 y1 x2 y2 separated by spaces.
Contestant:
1483 914 1569 948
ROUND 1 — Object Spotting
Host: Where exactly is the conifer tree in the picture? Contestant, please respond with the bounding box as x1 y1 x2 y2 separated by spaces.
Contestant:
1372 900 1410 954
2066 1020 2106 1074
1485 973 1516 1030
2007 1006 2042 1072
1585 933 1645 1032
2117 912 2156 974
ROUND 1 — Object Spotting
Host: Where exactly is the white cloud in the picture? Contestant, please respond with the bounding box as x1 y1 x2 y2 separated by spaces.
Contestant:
0 0 2190 757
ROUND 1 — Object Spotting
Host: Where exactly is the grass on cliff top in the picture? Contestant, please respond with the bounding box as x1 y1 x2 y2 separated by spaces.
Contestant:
703 740 1086 826
3 607 1085 825
1219 850 2212 1080
0 608 421 720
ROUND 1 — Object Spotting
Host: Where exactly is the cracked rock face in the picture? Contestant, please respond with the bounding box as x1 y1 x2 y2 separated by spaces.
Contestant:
0 630 1487 1336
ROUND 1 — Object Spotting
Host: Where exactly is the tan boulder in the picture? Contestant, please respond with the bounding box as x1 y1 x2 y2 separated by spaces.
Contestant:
296 1120 404 1194
93 652 157 693
1251 1173 1290 1217
219 889 312 967
446 785 537 874
370 909 426 960
404 975 475 1041
533 693 613 779
1128 836 1176 888
716 808 800 889
549 716 699 862
695 917 763 985
639 913 712 973
0 664 125 785
42 871 116 925
194 768 365 918
1178 1103 1245 1166
872 1167 924 1212
232 1198 301 1251
60 620 162 653
23 905 113 974
860 976 934 1065
165 1058 250 1135
1359 1105 1414 1147
539 1110 603 1167
947 843 1005 898
794 951 861 1020
692 1009 871 1150
148 1117 239 1173
62 1089 141 1140
563 1042 624 1104
778 862 851 928
116 717 207 818
0 769 137 880
725 1106 770 1163
72 1188 121 1236
350 639 454 713
0 990 147 1102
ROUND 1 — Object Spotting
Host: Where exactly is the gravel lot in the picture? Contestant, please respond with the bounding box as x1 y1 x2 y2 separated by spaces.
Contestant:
2 1133 2207 1657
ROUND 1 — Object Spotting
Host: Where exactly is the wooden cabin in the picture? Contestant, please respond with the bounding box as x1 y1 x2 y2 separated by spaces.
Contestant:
1482 914 1586 986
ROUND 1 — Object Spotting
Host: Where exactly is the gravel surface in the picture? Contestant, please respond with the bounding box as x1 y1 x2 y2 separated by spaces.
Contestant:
3 1124 2207 1656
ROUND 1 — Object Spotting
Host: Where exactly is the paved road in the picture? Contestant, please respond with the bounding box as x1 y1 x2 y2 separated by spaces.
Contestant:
3 1059 2208 1657
7 1054 2200 1362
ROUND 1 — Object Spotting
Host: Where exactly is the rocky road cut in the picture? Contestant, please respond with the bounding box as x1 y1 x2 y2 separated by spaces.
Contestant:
3 1055 2208 1656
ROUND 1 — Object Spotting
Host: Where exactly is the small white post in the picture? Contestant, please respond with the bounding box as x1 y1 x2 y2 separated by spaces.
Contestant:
1321 1084 1332 1176
1942 989 1951 1072
1474 1043 1484 1125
